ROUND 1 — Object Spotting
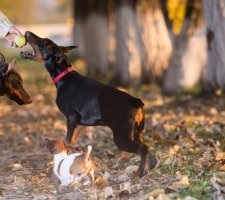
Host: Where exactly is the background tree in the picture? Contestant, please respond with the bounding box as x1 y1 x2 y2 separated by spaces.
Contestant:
161 0 206 93
136 0 172 84
73 0 109 79
203 0 225 92
74 0 171 86
113 0 140 86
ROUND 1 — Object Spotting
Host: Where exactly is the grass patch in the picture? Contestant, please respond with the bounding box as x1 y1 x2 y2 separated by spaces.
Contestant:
160 163 177 175
180 179 210 199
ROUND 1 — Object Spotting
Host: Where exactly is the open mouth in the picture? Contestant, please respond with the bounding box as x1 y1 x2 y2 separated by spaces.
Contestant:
20 31 39 60
20 51 35 59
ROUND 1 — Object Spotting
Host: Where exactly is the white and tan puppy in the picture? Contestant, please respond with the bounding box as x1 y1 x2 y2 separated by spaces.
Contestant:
46 139 95 191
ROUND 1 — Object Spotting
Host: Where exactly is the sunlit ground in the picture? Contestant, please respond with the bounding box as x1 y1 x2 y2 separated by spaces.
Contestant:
0 49 225 199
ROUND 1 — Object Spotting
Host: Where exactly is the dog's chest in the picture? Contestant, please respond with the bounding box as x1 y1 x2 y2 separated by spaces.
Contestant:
53 152 82 186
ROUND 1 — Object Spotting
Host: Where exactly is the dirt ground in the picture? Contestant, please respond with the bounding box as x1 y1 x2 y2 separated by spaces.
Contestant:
1 68 225 199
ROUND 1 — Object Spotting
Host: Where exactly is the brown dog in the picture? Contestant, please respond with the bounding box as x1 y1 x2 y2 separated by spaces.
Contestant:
0 53 31 105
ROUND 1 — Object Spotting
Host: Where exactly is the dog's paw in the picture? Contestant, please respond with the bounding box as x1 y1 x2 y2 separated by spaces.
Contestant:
148 155 160 170
137 154 160 177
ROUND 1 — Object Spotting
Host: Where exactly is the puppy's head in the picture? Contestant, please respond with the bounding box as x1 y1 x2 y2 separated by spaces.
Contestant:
45 138 67 154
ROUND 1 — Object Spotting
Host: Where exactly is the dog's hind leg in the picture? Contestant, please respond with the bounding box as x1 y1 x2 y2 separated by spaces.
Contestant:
112 124 157 177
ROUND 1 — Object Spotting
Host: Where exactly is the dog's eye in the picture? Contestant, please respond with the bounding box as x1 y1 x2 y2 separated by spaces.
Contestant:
39 43 45 50
11 82 18 89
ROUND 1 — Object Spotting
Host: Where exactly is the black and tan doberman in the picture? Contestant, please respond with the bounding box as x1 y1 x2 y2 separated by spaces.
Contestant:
0 53 31 105
20 31 157 177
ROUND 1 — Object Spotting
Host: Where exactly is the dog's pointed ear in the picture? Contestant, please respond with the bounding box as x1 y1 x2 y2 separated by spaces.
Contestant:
8 58 16 71
0 53 5 64
60 46 78 53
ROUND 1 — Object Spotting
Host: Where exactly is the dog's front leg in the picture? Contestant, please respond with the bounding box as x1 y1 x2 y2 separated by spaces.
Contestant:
66 114 79 143
71 126 87 145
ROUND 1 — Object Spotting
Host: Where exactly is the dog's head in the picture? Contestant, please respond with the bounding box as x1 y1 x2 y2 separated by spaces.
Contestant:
20 31 77 69
45 138 81 154
45 138 68 154
0 55 32 105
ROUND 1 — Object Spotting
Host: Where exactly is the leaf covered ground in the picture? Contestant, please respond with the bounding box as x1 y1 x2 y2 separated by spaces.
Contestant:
0 60 225 200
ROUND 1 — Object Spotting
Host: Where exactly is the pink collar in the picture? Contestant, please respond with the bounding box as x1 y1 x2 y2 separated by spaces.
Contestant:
53 66 72 83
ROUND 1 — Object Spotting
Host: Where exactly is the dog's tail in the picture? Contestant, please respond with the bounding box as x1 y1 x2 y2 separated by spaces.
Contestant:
85 145 92 159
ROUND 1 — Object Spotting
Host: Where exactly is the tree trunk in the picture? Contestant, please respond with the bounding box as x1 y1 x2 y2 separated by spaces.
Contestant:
203 0 225 90
113 0 143 86
162 0 206 93
74 0 109 78
137 0 172 82
163 29 206 93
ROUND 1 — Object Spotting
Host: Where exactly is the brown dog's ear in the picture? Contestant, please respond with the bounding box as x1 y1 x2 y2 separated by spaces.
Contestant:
0 53 5 64
60 46 78 53
8 58 16 71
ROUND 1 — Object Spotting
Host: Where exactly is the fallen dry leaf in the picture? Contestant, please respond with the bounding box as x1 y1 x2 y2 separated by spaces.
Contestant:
220 165 225 171
147 188 165 198
7 163 23 171
215 152 225 161
169 145 180 156
169 175 189 190
94 177 109 189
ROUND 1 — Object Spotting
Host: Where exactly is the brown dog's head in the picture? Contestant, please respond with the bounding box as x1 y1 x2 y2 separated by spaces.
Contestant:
0 54 32 105
45 138 81 154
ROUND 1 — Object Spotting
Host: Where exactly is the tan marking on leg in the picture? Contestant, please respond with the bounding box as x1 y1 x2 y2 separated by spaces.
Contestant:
135 108 143 126
71 126 87 145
